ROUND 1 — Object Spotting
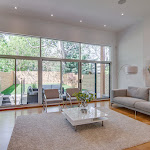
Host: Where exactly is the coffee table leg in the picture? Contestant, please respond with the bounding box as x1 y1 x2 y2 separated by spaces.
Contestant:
74 126 77 131
102 121 103 126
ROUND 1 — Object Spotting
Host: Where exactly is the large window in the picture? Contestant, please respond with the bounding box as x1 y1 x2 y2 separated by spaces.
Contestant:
81 44 101 61
81 44 111 61
0 32 111 107
0 33 40 57
0 33 111 60
62 42 79 59
41 39 80 59
41 39 61 58
100 46 111 61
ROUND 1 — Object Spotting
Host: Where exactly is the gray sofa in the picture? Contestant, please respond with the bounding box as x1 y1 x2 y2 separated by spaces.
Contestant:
27 86 38 104
111 86 150 116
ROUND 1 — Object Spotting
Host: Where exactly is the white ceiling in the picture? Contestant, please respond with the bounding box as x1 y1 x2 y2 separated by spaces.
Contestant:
0 0 150 32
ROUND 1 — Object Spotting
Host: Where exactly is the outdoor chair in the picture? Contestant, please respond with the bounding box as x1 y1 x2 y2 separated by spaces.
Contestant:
42 84 64 94
43 89 64 112
66 88 80 107
27 86 38 104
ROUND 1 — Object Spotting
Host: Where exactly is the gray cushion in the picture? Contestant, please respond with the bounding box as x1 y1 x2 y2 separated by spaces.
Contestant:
46 98 63 104
111 89 127 98
29 91 38 96
127 87 149 101
67 97 77 101
52 85 60 89
135 102 150 113
113 97 145 108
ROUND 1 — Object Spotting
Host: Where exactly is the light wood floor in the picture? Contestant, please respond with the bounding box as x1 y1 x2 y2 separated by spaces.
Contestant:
0 101 150 150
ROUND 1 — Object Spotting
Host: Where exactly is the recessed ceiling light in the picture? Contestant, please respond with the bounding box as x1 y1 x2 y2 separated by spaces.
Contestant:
118 0 126 5
14 6 17 10
80 20 82 23
51 14 54 17
121 13 124 16
104 25 106 27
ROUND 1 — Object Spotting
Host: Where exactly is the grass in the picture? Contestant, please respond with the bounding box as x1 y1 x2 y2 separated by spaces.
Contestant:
1 84 37 95
62 84 71 91
1 83 71 95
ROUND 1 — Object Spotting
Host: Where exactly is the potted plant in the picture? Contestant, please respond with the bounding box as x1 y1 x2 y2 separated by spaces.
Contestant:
73 91 94 113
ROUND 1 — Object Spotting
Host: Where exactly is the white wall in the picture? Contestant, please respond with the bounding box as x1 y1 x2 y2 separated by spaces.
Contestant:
0 13 115 46
0 13 117 89
117 22 144 88
117 17 150 89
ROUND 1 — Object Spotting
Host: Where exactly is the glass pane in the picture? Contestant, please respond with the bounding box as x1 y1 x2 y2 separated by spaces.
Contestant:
97 64 110 98
62 41 79 59
82 63 95 94
0 59 15 106
41 39 62 58
42 61 61 92
100 46 111 61
0 33 40 57
16 60 38 105
62 62 78 91
81 44 100 61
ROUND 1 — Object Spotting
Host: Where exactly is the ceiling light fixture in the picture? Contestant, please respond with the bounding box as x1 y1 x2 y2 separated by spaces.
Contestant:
121 13 124 16
104 25 106 27
51 14 54 17
14 6 17 10
80 20 82 23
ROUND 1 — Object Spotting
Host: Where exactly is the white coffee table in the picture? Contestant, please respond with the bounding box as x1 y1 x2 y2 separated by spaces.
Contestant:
62 107 108 131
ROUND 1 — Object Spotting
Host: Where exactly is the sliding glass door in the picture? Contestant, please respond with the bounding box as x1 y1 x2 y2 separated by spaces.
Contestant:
62 61 78 92
81 62 110 99
0 58 110 107
42 60 61 98
0 58 15 106
81 63 95 94
16 59 38 105
96 63 110 99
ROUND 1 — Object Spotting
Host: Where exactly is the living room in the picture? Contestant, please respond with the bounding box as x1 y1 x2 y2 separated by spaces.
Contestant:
0 0 150 150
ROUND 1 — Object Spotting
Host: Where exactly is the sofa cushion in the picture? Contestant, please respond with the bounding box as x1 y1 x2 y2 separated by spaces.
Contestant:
113 97 145 108
46 98 63 104
112 89 127 98
127 87 149 101
134 102 150 113
67 97 77 101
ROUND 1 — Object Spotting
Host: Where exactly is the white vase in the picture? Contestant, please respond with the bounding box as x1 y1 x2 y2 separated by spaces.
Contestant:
80 100 87 113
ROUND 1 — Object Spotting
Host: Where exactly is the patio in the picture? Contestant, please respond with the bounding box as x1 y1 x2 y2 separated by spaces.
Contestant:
0 84 71 106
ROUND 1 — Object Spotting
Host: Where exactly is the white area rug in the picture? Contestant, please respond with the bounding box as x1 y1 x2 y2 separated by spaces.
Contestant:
8 108 150 150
